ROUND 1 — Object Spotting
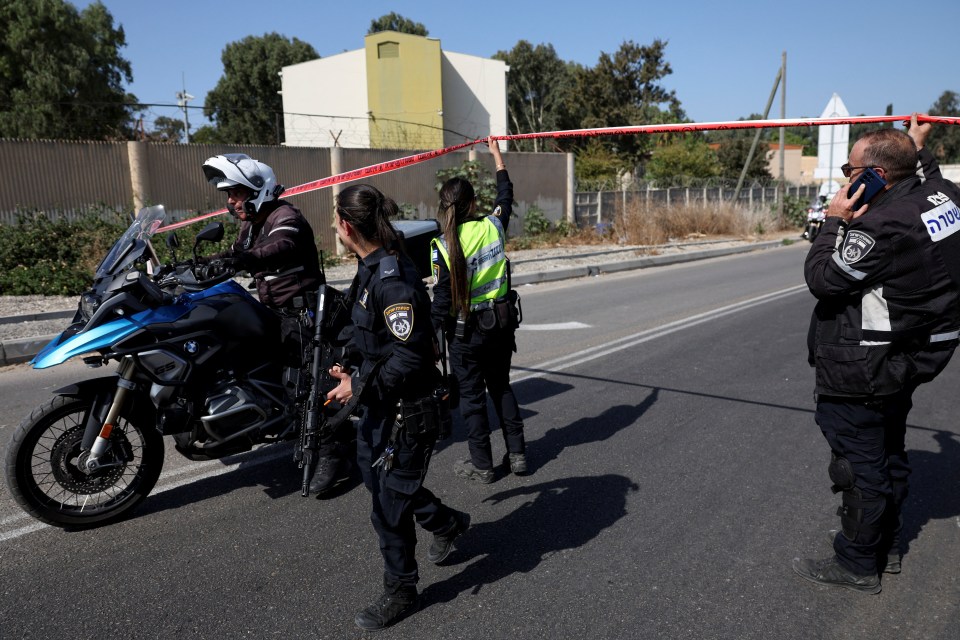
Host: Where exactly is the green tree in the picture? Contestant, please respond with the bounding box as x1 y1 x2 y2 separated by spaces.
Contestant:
493 41 578 152
777 125 818 156
149 116 184 143
575 39 686 168
190 125 222 144
204 33 318 145
645 138 721 185
0 0 135 139
575 139 627 190
715 137 772 181
368 13 428 36
927 90 960 163
707 115 774 181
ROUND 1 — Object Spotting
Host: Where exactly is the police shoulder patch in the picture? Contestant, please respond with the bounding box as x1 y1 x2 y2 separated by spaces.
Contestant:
492 205 502 217
379 255 400 279
384 303 414 341
841 230 876 264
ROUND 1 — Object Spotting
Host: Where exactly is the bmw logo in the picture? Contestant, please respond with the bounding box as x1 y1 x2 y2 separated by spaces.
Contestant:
184 340 199 355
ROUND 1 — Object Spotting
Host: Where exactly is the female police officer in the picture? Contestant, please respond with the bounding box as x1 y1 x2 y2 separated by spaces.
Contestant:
325 184 469 631
431 136 527 483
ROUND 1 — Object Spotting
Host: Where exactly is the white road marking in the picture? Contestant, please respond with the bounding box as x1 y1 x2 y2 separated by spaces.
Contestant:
519 322 591 331
511 285 807 383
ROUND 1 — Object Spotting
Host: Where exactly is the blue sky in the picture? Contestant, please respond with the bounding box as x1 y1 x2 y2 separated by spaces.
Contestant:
76 0 958 134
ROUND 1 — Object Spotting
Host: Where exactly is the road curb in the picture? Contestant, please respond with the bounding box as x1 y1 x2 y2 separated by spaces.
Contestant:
0 240 789 367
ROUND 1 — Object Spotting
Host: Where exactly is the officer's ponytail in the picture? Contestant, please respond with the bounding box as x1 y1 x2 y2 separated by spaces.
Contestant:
336 184 404 254
438 177 475 319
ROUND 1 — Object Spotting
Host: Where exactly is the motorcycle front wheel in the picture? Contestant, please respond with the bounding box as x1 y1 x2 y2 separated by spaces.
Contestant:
4 394 164 528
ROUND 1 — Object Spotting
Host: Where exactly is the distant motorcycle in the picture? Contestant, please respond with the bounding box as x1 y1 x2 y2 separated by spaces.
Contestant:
802 196 828 242
3 206 352 528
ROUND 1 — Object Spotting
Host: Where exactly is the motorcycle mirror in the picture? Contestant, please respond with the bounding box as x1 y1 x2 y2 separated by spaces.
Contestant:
192 222 225 262
196 222 225 244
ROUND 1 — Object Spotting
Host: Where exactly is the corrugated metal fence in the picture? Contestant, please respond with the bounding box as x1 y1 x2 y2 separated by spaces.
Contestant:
0 140 570 252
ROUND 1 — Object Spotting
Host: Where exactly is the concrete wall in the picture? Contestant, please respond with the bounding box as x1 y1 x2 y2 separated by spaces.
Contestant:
441 51 508 144
281 50 369 148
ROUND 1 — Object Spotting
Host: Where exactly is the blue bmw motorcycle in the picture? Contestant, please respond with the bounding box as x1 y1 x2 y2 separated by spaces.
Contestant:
3 206 320 527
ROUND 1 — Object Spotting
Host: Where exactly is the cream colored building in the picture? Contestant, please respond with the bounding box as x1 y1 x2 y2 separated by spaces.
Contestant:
279 31 507 149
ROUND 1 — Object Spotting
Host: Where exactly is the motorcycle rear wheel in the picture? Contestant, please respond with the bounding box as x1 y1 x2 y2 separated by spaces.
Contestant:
4 394 164 528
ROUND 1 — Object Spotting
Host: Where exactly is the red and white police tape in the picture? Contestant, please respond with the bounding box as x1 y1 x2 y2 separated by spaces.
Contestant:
157 114 960 233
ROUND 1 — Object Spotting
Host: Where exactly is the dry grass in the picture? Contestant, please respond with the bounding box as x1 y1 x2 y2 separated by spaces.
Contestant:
616 202 783 245
505 203 783 251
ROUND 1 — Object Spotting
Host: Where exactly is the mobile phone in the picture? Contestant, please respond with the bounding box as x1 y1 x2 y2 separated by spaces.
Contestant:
847 167 887 209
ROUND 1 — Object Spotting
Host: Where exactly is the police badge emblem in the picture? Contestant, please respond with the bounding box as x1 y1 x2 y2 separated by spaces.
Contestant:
384 303 414 341
841 230 876 264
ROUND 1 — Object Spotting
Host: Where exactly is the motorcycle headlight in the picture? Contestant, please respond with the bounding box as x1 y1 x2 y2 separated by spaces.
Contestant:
80 292 102 322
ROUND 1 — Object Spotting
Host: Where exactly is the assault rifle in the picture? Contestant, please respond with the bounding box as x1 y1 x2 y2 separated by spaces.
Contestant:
296 284 349 497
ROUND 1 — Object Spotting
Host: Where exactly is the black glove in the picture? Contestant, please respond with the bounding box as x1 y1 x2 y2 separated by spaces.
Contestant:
230 251 252 272
197 259 231 280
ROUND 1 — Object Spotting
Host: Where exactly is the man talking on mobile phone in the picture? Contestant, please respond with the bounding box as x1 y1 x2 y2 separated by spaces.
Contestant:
794 114 960 594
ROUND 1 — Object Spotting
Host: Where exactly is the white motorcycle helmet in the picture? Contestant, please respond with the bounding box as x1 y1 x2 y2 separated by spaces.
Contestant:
202 153 284 216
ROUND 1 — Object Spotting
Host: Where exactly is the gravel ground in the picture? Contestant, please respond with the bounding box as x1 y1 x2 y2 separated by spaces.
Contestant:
0 234 791 341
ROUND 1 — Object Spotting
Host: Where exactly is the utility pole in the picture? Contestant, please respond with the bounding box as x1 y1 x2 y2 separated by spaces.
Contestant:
175 73 194 143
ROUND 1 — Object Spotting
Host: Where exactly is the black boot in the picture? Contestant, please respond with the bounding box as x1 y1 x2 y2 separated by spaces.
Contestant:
792 556 881 594
354 584 420 631
827 529 901 575
308 453 346 494
427 511 471 564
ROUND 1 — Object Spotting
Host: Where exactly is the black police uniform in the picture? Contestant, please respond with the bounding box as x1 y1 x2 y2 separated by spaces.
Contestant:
804 147 960 576
431 169 526 472
346 247 461 591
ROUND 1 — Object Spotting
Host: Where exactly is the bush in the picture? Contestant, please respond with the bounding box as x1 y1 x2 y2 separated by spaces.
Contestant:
522 206 551 237
555 219 576 238
0 208 246 296
0 207 129 295
779 194 810 229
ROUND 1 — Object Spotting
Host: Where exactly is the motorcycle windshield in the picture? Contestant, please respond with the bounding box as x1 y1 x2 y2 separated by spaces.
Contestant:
95 206 166 279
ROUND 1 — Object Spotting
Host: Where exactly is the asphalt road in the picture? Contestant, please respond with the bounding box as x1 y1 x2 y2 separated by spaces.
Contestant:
1 242 958 640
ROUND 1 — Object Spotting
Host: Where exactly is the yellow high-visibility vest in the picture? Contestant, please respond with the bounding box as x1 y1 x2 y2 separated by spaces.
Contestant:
431 216 507 311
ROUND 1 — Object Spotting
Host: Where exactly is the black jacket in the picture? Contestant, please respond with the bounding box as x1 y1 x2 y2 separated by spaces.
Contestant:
226 200 323 308
346 248 438 404
805 148 960 397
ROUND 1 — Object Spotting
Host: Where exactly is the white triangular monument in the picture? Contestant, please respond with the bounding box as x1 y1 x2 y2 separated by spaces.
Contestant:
814 93 849 188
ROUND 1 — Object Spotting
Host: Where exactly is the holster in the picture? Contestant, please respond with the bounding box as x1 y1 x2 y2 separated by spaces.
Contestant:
399 389 452 439
493 290 522 329
472 290 523 333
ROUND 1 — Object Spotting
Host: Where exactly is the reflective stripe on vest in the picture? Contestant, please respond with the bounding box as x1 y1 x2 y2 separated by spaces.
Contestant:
432 216 508 310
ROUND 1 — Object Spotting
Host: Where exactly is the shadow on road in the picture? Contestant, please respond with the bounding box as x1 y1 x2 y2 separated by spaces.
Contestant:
901 429 960 557
526 388 660 473
421 474 639 608
122 444 363 524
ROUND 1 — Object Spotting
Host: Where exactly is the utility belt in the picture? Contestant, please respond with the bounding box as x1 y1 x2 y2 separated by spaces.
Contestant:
456 290 523 337
397 385 452 440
